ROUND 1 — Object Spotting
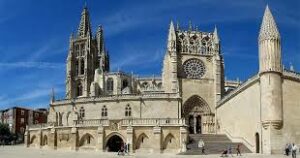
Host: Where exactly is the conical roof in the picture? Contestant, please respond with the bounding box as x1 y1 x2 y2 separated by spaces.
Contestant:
259 5 280 41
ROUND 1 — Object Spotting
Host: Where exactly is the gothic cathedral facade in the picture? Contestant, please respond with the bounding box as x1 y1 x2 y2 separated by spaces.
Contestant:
25 5 300 154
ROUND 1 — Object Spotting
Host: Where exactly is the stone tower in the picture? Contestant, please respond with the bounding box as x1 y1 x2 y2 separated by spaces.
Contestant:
66 6 109 99
162 21 224 134
162 21 179 93
258 6 283 154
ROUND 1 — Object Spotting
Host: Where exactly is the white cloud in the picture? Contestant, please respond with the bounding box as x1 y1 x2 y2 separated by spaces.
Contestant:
0 62 64 69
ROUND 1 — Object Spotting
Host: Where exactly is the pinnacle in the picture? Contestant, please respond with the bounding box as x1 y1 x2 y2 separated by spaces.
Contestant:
213 25 219 43
259 5 280 41
77 5 92 38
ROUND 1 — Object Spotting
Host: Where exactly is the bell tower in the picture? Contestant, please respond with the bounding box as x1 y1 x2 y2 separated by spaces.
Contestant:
258 5 283 154
66 6 108 99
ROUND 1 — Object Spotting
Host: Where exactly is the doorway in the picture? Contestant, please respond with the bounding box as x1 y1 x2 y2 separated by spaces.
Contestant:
188 115 202 134
106 135 124 152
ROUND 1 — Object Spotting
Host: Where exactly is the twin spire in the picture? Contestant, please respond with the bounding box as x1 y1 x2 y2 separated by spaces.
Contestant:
77 5 92 38
259 5 280 41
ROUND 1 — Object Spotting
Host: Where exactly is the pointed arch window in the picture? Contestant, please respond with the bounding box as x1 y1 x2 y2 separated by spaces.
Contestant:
75 60 79 76
80 58 85 75
77 83 83 97
107 78 114 92
125 104 131 117
122 79 128 90
101 105 108 117
79 107 85 118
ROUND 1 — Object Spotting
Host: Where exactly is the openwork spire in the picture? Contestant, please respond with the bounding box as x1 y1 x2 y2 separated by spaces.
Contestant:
213 25 220 43
167 21 176 51
259 5 280 41
77 6 92 38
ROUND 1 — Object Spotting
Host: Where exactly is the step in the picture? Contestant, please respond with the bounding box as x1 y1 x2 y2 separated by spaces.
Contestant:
180 134 252 155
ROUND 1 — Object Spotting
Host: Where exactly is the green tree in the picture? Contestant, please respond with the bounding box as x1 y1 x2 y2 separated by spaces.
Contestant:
0 123 10 136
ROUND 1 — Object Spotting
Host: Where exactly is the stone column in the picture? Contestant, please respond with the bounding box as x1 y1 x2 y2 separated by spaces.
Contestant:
96 125 104 152
49 127 57 150
193 115 197 134
24 129 30 147
179 127 188 152
70 127 78 150
126 126 134 153
37 130 42 148
153 126 162 153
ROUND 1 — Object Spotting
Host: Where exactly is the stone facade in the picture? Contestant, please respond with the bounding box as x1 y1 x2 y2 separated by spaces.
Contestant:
26 5 300 155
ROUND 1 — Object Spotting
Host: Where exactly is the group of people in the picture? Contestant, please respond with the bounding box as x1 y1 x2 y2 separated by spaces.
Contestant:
198 139 242 157
285 143 298 158
220 144 242 157
117 142 130 156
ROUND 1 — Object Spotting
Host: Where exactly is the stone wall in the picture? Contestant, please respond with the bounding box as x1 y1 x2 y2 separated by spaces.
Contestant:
26 125 187 153
216 79 261 152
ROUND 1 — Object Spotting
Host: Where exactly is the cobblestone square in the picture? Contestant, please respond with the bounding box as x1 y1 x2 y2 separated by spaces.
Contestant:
0 145 290 158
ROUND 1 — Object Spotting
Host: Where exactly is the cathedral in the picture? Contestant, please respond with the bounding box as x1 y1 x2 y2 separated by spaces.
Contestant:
25 5 300 154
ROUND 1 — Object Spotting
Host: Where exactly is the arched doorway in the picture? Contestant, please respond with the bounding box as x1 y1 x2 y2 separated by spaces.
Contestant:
255 132 260 153
183 95 214 134
106 135 124 152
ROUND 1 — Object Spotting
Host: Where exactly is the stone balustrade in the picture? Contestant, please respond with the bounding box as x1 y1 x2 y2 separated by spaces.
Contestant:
122 118 186 126
53 93 180 105
73 119 109 126
28 118 185 130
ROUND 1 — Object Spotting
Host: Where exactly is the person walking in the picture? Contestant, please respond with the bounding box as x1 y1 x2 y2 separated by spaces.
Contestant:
236 144 242 156
198 139 205 154
292 143 298 158
228 145 233 157
285 143 290 156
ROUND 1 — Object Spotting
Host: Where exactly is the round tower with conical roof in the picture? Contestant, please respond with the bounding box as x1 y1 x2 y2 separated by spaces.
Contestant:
258 5 283 154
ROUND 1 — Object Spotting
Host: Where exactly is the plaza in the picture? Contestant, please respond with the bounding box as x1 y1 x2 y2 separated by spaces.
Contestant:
0 145 290 158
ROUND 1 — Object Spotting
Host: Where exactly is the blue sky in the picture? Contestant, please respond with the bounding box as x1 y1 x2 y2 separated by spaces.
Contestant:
0 0 299 109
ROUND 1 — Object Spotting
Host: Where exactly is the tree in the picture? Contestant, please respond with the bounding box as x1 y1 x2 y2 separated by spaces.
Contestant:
0 123 10 136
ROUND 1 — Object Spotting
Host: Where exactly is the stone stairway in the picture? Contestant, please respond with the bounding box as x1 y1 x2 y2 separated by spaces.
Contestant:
181 134 252 155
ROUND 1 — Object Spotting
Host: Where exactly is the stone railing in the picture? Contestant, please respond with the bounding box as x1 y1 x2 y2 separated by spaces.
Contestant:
28 118 185 129
28 122 57 129
73 119 109 126
53 93 179 105
283 70 300 81
122 118 186 126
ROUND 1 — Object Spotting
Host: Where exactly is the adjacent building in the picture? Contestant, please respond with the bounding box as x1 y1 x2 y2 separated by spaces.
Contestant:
0 107 47 141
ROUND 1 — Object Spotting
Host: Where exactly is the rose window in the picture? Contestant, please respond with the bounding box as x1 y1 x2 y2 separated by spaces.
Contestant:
183 58 206 79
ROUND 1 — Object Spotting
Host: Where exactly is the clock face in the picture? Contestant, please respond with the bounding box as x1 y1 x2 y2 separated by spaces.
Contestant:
183 58 206 79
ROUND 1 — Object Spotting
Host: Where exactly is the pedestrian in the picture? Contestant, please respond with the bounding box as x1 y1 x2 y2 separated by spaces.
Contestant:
236 144 242 156
124 143 128 155
292 143 298 158
117 143 124 156
228 145 233 157
221 149 228 157
284 143 290 156
198 139 205 154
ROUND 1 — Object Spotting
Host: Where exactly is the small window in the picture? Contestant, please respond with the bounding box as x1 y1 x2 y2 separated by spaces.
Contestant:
87 135 90 144
35 113 39 117
80 107 85 118
20 118 25 124
80 59 85 75
75 60 79 75
20 127 25 134
21 110 25 115
125 104 131 117
77 83 83 97
122 80 128 89
106 78 114 92
101 105 107 117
